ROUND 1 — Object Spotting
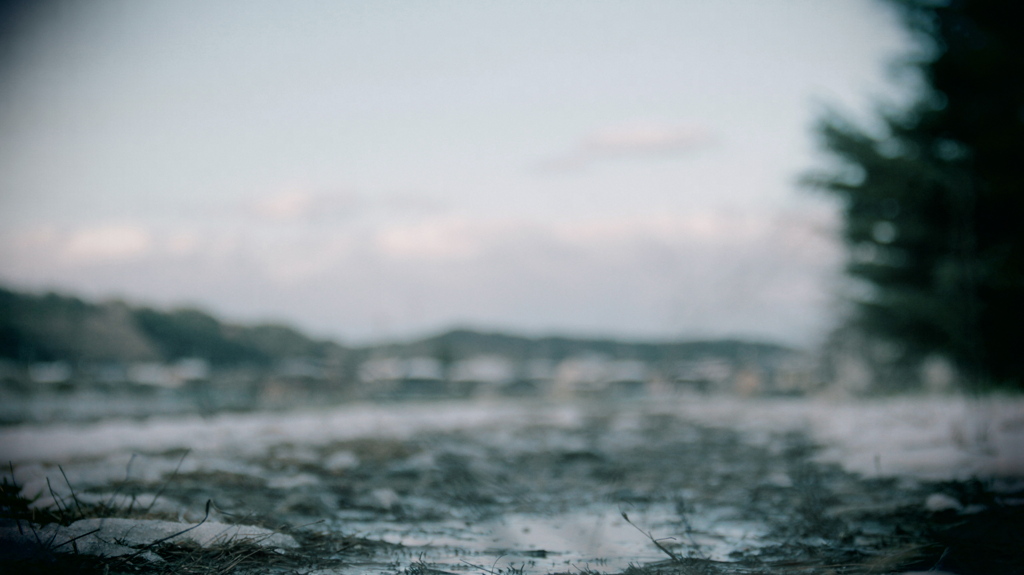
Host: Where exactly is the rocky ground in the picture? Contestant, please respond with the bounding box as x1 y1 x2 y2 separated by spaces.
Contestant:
2 397 1023 574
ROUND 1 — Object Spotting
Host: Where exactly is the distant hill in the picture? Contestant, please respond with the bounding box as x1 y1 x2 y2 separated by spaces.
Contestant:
0 285 795 367
0 286 342 365
359 328 795 364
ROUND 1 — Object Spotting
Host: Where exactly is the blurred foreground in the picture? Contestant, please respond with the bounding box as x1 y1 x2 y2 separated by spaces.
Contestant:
2 395 1023 574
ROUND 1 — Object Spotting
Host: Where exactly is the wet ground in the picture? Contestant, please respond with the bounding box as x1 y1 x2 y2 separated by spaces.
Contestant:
3 397 1023 574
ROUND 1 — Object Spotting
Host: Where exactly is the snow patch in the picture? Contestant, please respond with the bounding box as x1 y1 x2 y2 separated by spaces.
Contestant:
0 517 296 563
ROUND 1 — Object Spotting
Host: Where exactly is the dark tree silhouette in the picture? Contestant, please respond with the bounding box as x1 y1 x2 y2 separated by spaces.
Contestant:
806 0 1024 390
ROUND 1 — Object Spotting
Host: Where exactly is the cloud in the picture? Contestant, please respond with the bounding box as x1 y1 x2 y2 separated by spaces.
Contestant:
248 189 362 222
376 218 484 261
0 210 841 346
583 124 713 155
552 212 772 247
251 190 317 221
165 231 202 256
537 123 715 173
245 188 446 224
63 225 153 263
368 213 755 264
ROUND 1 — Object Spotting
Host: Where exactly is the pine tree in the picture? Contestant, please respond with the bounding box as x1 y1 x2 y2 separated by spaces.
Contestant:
807 0 1024 390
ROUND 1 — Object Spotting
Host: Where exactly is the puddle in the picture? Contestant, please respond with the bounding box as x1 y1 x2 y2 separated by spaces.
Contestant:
330 502 777 573
341 507 679 572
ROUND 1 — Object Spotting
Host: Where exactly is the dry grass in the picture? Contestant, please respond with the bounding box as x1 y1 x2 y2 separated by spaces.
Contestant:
0 460 389 575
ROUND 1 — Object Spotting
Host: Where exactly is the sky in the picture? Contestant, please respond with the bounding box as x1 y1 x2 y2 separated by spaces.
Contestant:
0 0 919 347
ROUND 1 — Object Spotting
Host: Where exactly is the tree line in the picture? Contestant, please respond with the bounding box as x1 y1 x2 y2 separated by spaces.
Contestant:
807 0 1023 390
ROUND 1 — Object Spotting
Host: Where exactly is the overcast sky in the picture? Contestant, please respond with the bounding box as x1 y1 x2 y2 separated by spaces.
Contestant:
0 0 918 346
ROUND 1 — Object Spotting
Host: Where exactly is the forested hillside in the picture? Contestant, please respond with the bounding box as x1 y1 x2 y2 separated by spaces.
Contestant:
1 285 793 368
0 286 341 365
373 328 793 365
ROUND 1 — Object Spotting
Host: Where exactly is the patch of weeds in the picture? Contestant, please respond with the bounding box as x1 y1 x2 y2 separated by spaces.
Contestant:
619 511 685 564
1 463 98 527
6 452 193 530
1 470 142 574
285 524 392 560
0 547 140 575
460 554 530 575
1 465 61 525
545 565 600 575
920 496 1024 575
144 540 291 575
727 477 1024 575
619 562 729 575
2 459 327 575
851 543 942 574
404 555 456 575
617 511 735 575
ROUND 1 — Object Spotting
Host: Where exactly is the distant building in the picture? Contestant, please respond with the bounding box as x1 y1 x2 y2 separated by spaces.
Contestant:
553 355 611 397
508 358 556 396
359 357 405 384
767 354 819 395
274 357 325 379
604 360 648 396
126 359 209 388
128 363 182 388
731 367 763 396
358 356 447 397
550 355 653 397
449 355 515 396
661 358 733 394
175 358 211 382
401 357 447 396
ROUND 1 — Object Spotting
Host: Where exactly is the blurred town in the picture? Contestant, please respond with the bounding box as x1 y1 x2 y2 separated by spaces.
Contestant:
0 285 954 424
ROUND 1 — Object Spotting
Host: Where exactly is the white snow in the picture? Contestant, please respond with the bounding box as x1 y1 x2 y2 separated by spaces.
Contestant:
323 450 360 471
2 396 1022 484
267 473 320 489
2 394 1022 566
0 517 296 561
65 517 298 549
654 394 1024 481
923 493 962 512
